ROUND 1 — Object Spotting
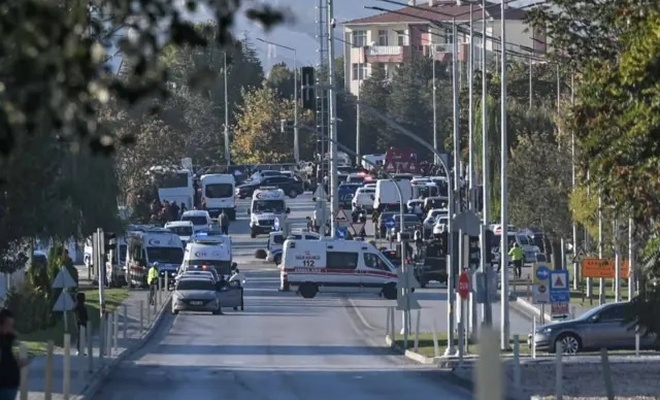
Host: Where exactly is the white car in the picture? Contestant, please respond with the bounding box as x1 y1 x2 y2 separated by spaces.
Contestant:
352 187 375 212
423 209 448 233
180 210 213 233
164 220 194 246
432 215 449 237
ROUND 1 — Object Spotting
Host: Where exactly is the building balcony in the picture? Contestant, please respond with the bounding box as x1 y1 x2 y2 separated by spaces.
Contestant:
363 45 411 63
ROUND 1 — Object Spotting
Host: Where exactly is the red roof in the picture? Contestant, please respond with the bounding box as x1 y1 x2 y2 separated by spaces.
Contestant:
343 1 526 26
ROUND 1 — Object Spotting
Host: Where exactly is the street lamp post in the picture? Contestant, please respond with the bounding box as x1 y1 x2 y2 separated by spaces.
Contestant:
256 38 300 164
223 52 230 166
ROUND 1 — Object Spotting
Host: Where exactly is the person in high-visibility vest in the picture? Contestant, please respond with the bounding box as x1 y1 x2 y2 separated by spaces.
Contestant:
147 263 159 305
508 243 524 279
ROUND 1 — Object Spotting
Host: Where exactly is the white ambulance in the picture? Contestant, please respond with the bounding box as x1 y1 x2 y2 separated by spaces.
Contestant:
280 239 398 299
126 227 184 288
248 187 290 238
200 173 236 220
181 231 234 277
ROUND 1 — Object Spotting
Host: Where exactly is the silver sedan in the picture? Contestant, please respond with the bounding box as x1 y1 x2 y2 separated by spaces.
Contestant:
172 277 221 315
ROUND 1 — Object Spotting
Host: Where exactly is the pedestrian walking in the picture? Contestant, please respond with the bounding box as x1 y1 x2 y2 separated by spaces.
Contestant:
509 242 524 279
74 292 88 355
0 309 28 400
219 210 230 235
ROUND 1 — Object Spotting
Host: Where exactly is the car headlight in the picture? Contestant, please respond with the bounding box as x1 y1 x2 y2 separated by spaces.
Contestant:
540 327 553 334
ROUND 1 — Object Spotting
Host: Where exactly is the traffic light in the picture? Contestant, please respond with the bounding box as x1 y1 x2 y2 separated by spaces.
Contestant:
301 66 315 110
468 235 480 270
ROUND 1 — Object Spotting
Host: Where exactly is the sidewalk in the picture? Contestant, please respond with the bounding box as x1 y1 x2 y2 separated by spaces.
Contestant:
23 287 171 400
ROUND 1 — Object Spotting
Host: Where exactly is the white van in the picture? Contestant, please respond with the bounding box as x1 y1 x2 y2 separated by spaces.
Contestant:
126 227 184 288
248 187 290 238
374 179 412 211
266 229 321 265
164 220 194 247
181 232 233 277
352 186 376 212
200 173 236 220
181 210 213 233
280 240 399 299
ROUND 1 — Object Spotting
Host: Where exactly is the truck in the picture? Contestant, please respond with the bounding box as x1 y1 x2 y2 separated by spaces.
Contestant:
384 147 419 174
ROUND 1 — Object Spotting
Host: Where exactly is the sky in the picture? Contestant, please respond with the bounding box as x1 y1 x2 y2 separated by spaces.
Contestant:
106 0 540 73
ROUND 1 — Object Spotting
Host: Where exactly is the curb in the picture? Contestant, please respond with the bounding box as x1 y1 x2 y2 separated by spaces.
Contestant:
513 295 552 322
384 334 437 364
77 294 173 400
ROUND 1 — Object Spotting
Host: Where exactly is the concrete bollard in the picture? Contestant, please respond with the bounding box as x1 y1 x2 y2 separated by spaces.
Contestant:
555 341 563 400
414 309 421 352
513 336 521 389
86 321 93 372
99 316 105 361
388 306 395 342
146 299 151 326
63 333 71 399
385 307 391 337
531 317 537 359
45 341 54 400
458 321 464 364
432 318 440 358
19 342 27 400
113 311 118 353
79 326 86 383
475 328 503 400
635 325 640 357
123 303 128 339
106 315 112 356
140 300 144 333
159 278 163 304
600 348 615 400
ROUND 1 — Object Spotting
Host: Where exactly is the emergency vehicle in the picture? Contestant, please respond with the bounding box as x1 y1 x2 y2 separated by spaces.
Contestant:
248 187 290 238
266 229 321 265
181 231 233 277
126 226 184 288
200 173 236 219
84 235 127 287
280 240 399 299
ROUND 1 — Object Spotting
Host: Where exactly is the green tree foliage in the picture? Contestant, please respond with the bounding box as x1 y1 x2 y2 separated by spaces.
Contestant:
232 86 314 163
357 63 391 153
267 62 295 100
508 133 572 260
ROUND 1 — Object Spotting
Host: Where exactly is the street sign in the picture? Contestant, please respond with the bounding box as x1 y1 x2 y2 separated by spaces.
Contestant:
458 271 470 299
313 185 327 200
549 270 570 303
349 222 365 237
396 293 421 310
551 302 569 319
51 267 76 289
335 226 348 239
334 209 351 228
52 291 75 312
385 218 395 229
451 210 481 236
535 265 550 281
273 217 280 231
397 268 420 290
532 263 551 304
581 258 630 279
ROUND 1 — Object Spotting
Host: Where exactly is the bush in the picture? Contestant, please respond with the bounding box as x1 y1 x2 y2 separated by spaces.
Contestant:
5 279 54 333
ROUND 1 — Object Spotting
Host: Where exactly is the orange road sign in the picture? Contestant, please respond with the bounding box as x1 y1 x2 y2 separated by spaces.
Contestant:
581 258 629 279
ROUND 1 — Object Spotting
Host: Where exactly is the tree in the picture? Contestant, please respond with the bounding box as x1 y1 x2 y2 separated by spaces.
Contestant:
267 62 295 100
508 133 572 264
231 85 314 163
0 1 283 156
355 63 390 153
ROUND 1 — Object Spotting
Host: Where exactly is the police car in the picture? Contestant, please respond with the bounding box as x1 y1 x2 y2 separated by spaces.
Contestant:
280 239 398 299
248 187 290 238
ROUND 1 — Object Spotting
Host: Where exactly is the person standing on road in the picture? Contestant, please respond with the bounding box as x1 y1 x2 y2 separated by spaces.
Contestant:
147 263 159 305
0 309 28 400
218 210 230 235
509 242 524 279
74 292 88 356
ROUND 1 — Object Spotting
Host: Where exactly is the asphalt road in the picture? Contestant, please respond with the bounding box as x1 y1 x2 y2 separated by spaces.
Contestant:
92 193 474 399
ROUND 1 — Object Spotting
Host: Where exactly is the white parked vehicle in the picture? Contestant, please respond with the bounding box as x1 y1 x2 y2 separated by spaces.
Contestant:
200 173 236 220
181 210 213 233
182 231 233 277
266 229 321 265
280 239 399 299
164 220 194 247
126 227 184 288
432 215 450 237
374 179 412 211
351 186 376 212
248 187 290 238
148 166 194 209
423 209 448 233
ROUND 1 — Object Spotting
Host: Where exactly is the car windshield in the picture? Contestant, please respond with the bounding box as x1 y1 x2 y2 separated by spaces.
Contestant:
348 176 365 183
394 215 420 223
182 216 208 226
253 199 285 213
380 213 396 221
176 279 215 291
435 216 448 224
516 235 531 245
168 226 193 236
205 183 233 198
147 247 184 264
185 260 232 275
577 303 612 321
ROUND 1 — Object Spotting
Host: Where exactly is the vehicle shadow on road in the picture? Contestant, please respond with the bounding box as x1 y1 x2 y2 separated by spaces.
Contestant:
151 343 397 356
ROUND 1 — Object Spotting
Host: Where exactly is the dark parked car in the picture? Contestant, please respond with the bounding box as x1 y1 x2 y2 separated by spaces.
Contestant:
236 175 304 199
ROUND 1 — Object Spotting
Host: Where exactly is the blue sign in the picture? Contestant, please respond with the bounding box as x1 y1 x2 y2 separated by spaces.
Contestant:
336 226 348 239
549 270 570 303
273 217 280 231
385 218 395 229
536 265 550 281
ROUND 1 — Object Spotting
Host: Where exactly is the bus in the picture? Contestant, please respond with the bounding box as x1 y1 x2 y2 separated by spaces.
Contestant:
148 166 194 209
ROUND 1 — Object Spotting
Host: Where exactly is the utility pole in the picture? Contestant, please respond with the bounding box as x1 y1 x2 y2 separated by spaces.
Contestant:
223 52 231 166
480 0 492 327
315 0 329 191
500 0 510 350
356 46 362 166
293 50 300 164
327 0 339 238
468 2 475 210
571 75 577 290
432 47 439 163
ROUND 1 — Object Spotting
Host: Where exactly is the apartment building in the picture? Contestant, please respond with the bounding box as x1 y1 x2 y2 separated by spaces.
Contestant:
342 0 547 96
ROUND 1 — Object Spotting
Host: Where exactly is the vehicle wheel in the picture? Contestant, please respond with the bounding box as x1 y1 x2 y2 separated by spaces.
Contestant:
299 282 318 299
288 189 298 198
382 283 397 300
553 333 581 354
254 249 267 259
250 231 257 239
419 278 427 288
233 306 238 311
282 280 290 292
172 310 179 315
240 303 244 311
274 254 282 265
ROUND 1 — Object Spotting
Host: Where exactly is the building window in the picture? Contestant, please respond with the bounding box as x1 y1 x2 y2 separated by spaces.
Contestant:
352 63 367 80
377 30 389 46
397 32 406 46
352 30 367 47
